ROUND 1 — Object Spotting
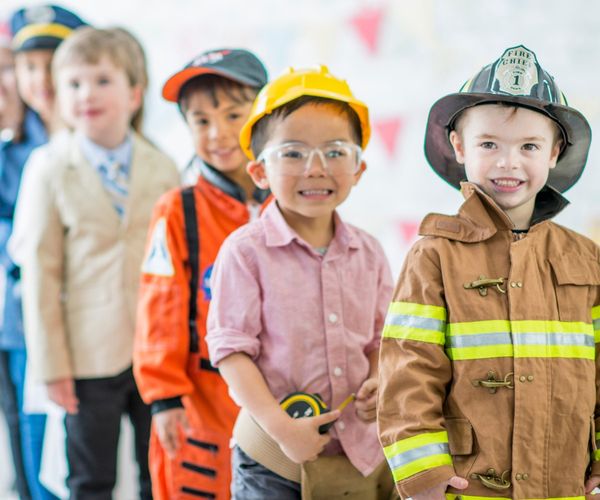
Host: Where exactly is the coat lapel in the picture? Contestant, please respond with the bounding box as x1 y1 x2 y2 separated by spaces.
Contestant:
66 133 121 227
122 133 150 229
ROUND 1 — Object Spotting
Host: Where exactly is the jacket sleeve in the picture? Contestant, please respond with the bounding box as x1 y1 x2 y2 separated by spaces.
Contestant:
133 191 194 406
14 148 71 382
591 250 600 476
377 238 455 498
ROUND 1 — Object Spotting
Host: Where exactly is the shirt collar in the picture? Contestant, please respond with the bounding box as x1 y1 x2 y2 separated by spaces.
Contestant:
262 200 358 252
77 131 133 173
198 158 270 204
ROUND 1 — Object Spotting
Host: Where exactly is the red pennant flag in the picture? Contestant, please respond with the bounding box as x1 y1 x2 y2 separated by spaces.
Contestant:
374 117 403 158
349 6 384 54
397 220 420 245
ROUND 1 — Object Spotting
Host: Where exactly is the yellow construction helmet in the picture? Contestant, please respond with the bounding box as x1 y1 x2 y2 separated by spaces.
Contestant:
239 65 370 159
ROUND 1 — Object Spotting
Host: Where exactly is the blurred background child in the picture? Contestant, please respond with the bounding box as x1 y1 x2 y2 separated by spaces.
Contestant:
12 26 179 498
1 5 85 500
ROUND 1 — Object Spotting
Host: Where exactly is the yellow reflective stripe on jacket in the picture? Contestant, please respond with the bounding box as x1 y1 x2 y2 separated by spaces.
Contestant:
593 305 600 342
446 496 584 500
383 302 446 345
446 495 511 500
594 431 600 461
383 431 451 481
446 320 594 360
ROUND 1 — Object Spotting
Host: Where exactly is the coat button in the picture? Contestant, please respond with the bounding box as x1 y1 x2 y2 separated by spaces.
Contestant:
517 281 523 287
516 473 522 480
527 375 534 382
522 473 529 480
519 375 526 382
511 282 517 288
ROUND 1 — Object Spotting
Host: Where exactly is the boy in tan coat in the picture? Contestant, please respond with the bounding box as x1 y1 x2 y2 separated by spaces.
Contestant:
377 45 600 499
12 28 179 498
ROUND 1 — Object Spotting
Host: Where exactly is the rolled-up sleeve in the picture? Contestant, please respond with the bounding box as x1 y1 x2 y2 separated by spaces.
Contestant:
206 234 262 366
365 239 394 354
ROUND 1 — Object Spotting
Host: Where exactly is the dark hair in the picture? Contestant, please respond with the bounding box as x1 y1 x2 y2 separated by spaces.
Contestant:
178 74 259 114
250 96 363 158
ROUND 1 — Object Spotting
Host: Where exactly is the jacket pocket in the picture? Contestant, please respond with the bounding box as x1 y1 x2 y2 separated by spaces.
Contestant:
446 417 478 480
549 255 600 322
446 417 473 455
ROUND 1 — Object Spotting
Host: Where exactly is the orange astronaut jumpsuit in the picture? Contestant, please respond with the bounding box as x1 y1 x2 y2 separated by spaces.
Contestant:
134 164 270 499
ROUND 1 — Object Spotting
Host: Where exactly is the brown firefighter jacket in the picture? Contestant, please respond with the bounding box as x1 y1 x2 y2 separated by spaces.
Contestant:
377 182 600 500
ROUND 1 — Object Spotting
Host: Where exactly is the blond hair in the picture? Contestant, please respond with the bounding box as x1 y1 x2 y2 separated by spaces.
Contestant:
52 26 148 132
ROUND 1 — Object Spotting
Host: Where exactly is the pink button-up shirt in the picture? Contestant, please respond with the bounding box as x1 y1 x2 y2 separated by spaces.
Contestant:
206 201 393 476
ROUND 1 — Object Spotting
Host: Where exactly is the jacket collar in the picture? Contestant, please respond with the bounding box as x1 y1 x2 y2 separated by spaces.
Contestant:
419 182 569 243
198 159 270 204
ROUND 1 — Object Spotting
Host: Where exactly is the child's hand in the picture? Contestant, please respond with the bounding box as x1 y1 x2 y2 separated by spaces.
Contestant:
412 476 468 500
355 377 377 422
153 407 191 459
277 410 340 464
585 474 600 498
46 377 79 414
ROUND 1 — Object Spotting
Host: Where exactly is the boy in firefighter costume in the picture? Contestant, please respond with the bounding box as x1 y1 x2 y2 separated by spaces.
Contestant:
377 45 600 499
133 49 270 499
206 66 396 499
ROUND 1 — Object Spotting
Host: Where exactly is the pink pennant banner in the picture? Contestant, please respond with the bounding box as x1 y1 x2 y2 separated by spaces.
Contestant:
349 6 384 54
373 117 404 158
397 220 420 245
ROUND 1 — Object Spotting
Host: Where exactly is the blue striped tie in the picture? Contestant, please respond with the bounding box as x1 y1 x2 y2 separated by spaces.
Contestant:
97 160 128 217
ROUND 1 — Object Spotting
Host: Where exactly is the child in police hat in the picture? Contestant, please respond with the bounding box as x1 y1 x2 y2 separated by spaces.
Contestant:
0 18 32 500
377 45 600 499
133 48 271 499
205 66 397 499
11 4 86 134
12 26 179 498
1 5 86 500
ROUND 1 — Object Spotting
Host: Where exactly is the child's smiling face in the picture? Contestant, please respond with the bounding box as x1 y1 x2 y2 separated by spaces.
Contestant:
449 104 561 228
184 87 253 176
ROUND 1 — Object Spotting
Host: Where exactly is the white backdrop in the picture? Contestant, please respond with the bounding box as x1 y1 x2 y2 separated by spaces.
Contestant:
1 0 599 275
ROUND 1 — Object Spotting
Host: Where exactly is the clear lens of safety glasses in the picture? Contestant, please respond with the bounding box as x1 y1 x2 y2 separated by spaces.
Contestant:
258 141 362 176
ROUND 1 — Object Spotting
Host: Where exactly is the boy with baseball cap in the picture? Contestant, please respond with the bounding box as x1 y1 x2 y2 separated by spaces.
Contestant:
377 45 600 499
133 48 270 499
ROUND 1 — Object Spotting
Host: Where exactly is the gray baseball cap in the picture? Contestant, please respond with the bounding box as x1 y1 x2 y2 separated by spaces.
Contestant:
162 48 268 102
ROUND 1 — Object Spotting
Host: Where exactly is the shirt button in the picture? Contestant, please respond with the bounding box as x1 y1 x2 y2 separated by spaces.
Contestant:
328 313 338 324
333 367 343 377
338 421 345 431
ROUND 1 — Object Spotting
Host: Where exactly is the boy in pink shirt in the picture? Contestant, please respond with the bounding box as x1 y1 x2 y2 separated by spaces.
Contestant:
206 66 396 499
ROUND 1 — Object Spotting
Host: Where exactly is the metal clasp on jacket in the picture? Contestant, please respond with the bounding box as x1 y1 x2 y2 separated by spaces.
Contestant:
470 469 511 491
472 371 514 394
463 276 507 296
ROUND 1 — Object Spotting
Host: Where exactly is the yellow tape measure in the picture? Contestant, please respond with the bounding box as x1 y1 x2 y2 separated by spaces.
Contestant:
279 392 355 434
